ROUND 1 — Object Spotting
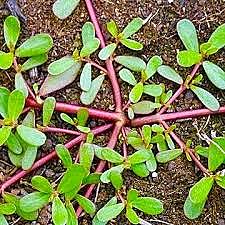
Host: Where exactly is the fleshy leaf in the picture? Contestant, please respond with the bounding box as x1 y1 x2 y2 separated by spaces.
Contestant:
100 165 124 183
177 19 199 52
80 39 100 57
21 54 48 71
115 56 146 72
98 43 117 60
208 23 225 50
126 206 139 224
80 63 92 91
121 18 143 39
132 101 161 114
107 20 118 37
66 202 78 225
52 196 68 225
203 61 225 90
145 55 163 80
143 84 163 97
131 163 149 177
146 150 157 172
119 68 137 86
43 97 56 126
0 51 14 70
22 146 38 170
215 175 225 189
31 176 53 193
77 108 89 126
177 50 202 67
142 125 151 147
80 75 104 105
15 73 28 98
0 203 16 215
157 65 183 84
75 194 96 214
17 125 46 146
190 85 220 111
39 60 81 96
129 82 143 103
48 56 75 76
80 143 94 172
189 177 214 203
60 113 75 125
53 0 80 20
156 149 183 163
56 144 73 168
109 170 123 190
128 149 151 164
15 34 53 57
0 87 10 118
6 132 22 154
120 39 143 50
4 15 20 51
101 148 124 164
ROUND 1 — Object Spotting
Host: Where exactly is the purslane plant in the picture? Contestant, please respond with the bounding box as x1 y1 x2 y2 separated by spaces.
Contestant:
0 5 225 224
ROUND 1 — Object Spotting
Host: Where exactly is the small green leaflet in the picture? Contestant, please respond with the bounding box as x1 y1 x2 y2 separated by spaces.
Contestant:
190 85 220 111
43 97 56 126
6 133 22 154
15 73 28 98
143 84 163 97
119 68 137 86
0 203 16 215
145 55 163 80
215 175 225 189
0 51 14 70
66 202 78 225
107 20 118 37
79 143 94 172
177 50 202 67
177 19 199 52
52 196 68 225
126 206 140 224
157 65 183 84
0 87 10 118
75 194 96 214
4 15 20 51
208 23 225 50
98 43 117 60
203 61 225 90
80 63 92 91
31 176 53 193
156 149 183 163
56 144 73 168
48 56 75 76
21 54 48 71
131 163 149 177
109 170 123 190
60 113 75 125
129 82 143 103
132 101 161 114
77 108 89 126
128 149 151 164
100 165 124 183
120 39 143 51
101 148 124 164
80 75 104 105
15 34 53 57
115 56 146 72
53 0 80 20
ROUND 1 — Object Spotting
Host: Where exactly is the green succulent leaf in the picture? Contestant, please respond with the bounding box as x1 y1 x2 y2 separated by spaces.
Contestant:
189 177 214 203
60 113 75 125
80 39 100 58
19 192 50 212
120 39 143 50
177 19 199 52
6 132 22 154
0 127 11 146
80 143 94 172
107 20 118 37
0 51 14 70
145 55 163 80
15 73 28 98
4 15 20 51
0 215 8 225
165 133 175 150
203 61 225 90
115 56 146 72
190 85 220 111
131 163 149 178
156 149 183 163
80 63 92 91
83 173 101 185
142 125 152 147
0 87 10 118
0 203 16 215
208 137 225 171
21 146 38 170
53 0 80 20
129 82 143 103
121 18 143 39
143 84 163 97
119 68 137 86
195 145 209 158
215 175 225 189
82 22 96 45
66 202 78 225
177 50 202 67
21 54 48 71
52 196 68 225
157 65 183 84
146 151 157 172
126 206 140 224
56 144 73 168
208 23 225 50
133 197 164 215
200 42 218 56
31 176 53 194
57 164 86 194
98 43 117 60
77 108 89 126
22 110 35 128
101 165 124 183
48 57 75 76
127 189 139 203
80 75 104 105
128 149 151 164
17 125 46 146
75 194 96 214
101 148 124 164
15 34 53 57
42 97 56 126
128 107 135 120
184 196 206 220
97 203 125 222
39 61 82 96
109 170 123 190
131 101 161 114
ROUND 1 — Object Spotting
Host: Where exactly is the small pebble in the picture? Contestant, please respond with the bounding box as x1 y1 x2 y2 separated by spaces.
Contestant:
152 172 158 178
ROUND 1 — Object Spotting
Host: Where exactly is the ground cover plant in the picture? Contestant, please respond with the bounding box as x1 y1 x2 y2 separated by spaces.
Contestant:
0 0 225 224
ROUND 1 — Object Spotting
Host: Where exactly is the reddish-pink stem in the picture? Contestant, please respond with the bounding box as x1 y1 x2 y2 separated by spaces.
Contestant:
0 124 113 193
40 127 81 136
122 128 128 158
131 106 225 127
84 0 122 112
159 63 201 114
161 121 210 175
26 98 122 122
81 59 108 74
76 122 123 216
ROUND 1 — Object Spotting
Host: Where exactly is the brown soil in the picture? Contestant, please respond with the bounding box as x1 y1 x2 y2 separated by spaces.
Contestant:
0 0 225 225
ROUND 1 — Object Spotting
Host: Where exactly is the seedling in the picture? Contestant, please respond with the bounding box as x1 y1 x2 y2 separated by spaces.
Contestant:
0 3 225 224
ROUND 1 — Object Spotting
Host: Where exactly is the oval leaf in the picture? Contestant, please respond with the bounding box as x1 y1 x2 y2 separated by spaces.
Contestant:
52 196 68 225
129 82 143 103
208 23 225 50
21 54 48 71
120 39 143 51
80 63 92 91
156 149 183 163
177 50 202 67
43 97 56 126
132 101 161 114
145 55 163 80
119 68 137 86
121 18 143 39
98 43 117 60
75 194 96 214
56 144 73 168
31 176 53 194
0 51 14 70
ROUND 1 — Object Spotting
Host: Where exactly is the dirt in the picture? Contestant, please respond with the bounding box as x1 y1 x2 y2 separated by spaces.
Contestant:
0 0 225 224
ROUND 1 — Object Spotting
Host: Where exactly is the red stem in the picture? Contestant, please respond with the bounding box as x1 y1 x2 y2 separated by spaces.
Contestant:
40 127 81 136
131 106 225 127
81 59 108 74
84 0 122 112
76 122 123 216
159 63 201 114
0 124 113 193
26 98 122 122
